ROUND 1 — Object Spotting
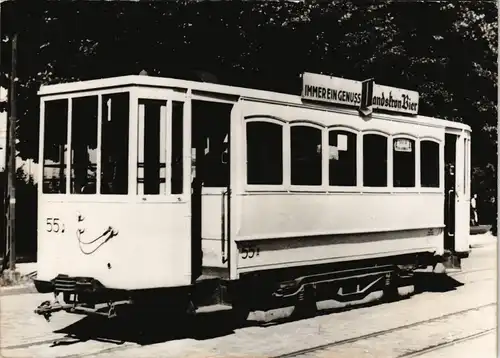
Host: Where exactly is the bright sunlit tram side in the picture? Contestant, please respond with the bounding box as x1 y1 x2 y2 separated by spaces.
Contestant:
34 72 472 323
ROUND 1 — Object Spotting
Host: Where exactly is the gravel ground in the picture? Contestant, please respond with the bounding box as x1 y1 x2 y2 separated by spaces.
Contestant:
1 240 496 358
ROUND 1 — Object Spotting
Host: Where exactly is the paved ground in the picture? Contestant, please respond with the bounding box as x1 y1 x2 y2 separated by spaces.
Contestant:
0 237 496 358
416 330 496 358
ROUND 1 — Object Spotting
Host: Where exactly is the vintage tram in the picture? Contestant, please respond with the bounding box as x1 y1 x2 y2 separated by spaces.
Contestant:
34 72 471 322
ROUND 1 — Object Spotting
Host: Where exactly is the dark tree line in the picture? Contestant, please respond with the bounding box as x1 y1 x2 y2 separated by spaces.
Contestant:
0 167 37 261
0 1 497 227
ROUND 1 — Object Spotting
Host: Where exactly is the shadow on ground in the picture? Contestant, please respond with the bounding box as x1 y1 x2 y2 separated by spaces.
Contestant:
53 308 245 346
50 273 465 347
470 225 492 235
413 272 464 293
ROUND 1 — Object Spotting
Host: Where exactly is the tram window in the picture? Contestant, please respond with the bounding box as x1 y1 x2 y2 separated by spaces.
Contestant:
171 101 184 194
291 125 322 186
393 138 416 188
43 99 68 194
42 99 68 194
363 134 387 187
420 140 440 188
463 138 469 194
246 121 283 185
329 130 357 186
137 99 165 195
101 92 130 195
192 101 231 188
71 96 98 194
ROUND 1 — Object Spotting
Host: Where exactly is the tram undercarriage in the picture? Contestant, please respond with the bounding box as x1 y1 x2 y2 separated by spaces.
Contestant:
33 73 472 327
34 251 454 323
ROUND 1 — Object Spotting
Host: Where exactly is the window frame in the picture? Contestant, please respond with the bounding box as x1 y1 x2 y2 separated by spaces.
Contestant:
465 137 472 197
289 121 326 192
40 91 449 201
135 96 188 202
136 98 169 196
69 95 99 195
130 90 189 203
39 88 190 203
327 125 360 192
39 88 136 199
391 133 418 191
361 130 390 191
244 116 287 192
40 98 69 195
463 136 470 196
419 137 442 193
99 92 131 196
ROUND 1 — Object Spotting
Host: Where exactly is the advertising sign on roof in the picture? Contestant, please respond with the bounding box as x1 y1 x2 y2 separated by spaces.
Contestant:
301 72 419 115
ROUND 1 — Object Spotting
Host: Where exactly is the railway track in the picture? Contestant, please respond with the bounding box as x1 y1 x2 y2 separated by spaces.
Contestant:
1 267 495 357
448 267 493 276
2 336 130 351
271 302 495 358
397 328 495 358
4 301 493 358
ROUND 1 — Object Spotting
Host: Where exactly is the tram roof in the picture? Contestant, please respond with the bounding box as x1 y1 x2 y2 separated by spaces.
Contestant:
38 75 471 132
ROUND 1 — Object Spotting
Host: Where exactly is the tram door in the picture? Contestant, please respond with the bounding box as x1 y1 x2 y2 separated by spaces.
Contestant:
191 100 233 282
444 133 457 252
444 131 470 260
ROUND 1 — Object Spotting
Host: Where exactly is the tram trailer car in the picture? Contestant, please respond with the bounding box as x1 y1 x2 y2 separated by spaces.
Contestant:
34 73 471 321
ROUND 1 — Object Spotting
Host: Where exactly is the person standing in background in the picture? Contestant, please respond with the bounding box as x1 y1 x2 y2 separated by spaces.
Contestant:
470 193 479 226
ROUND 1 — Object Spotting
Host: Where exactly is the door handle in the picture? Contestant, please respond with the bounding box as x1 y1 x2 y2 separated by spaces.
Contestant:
447 189 455 237
221 189 230 264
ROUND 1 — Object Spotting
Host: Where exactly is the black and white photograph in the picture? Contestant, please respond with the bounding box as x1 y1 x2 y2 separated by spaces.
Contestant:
0 1 498 357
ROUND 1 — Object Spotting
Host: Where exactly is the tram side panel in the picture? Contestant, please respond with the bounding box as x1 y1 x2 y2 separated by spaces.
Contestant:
234 193 444 274
36 200 192 290
233 100 448 276
199 190 229 270
454 132 472 254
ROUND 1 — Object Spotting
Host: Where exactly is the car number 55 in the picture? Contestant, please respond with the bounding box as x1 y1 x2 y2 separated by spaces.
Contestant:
240 246 260 259
46 218 65 233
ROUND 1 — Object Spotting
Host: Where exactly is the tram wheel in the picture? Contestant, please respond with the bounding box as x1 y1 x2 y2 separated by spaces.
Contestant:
230 297 250 328
292 286 317 319
231 307 250 327
382 285 400 302
382 275 402 303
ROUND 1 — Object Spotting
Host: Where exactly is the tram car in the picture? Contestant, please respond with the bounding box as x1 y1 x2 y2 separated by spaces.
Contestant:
34 72 471 322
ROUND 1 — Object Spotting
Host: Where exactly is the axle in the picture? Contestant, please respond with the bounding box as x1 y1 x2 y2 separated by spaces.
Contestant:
34 298 132 322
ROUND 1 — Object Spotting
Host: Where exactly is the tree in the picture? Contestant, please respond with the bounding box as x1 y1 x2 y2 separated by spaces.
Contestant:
0 1 497 223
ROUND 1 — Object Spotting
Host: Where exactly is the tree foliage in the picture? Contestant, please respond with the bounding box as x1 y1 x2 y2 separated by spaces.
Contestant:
0 167 37 261
0 1 497 222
